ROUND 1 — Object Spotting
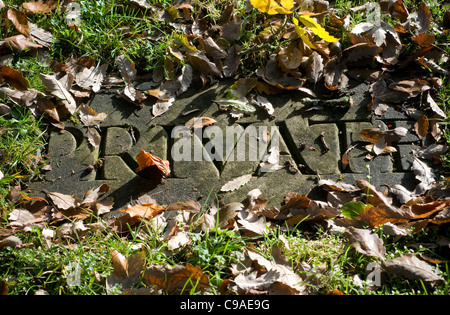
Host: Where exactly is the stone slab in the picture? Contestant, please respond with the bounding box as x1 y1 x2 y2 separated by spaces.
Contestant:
28 78 423 210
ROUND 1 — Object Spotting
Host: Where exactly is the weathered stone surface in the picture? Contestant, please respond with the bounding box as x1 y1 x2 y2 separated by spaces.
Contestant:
46 128 98 182
344 121 393 174
30 78 422 211
104 127 133 156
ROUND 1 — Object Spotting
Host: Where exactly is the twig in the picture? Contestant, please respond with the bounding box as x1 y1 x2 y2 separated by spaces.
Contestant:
319 131 330 153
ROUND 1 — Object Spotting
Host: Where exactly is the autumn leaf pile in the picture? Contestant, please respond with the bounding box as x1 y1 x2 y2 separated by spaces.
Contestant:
1 0 450 295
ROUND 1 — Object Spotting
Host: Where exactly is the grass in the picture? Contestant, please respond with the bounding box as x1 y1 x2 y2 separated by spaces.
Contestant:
2 210 449 295
0 106 46 213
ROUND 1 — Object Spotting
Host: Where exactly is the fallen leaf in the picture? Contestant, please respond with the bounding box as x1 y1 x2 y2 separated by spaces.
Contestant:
253 95 274 115
39 74 77 115
45 191 80 210
0 65 29 90
199 37 227 60
346 226 386 259
411 33 435 47
136 149 171 178
80 184 110 207
412 157 435 194
298 15 340 43
73 64 107 92
79 104 108 128
414 114 429 140
220 174 252 192
341 201 371 219
415 144 448 160
186 51 222 77
231 249 307 294
22 1 57 14
86 127 101 147
143 263 210 294
215 98 256 113
382 253 444 285
106 249 145 293
423 91 446 118
115 55 137 83
306 51 323 84
152 98 175 117
249 0 293 15
6 8 30 36
237 208 268 236
123 85 146 103
359 127 407 144
185 117 217 130
3 35 42 51
389 184 415 204
408 2 431 34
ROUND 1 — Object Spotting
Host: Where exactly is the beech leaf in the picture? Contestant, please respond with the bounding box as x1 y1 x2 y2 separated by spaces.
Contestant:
39 74 77 115
382 254 444 285
220 174 252 192
115 55 137 83
136 149 171 178
6 8 30 37
143 263 210 293
346 227 386 259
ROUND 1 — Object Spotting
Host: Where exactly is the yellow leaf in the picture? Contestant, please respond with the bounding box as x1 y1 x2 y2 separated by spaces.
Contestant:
249 0 293 15
173 34 198 53
293 17 317 49
297 15 340 43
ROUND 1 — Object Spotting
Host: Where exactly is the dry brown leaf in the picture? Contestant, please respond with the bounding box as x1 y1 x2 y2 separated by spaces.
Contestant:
115 55 137 83
186 51 222 77
412 157 435 194
411 33 435 47
3 35 42 51
184 117 217 130
45 191 80 210
79 104 108 128
39 74 77 115
359 127 407 144
36 98 60 122
220 174 252 192
199 37 227 60
277 46 303 71
80 184 110 207
22 1 57 14
0 65 29 91
5 8 30 36
231 249 307 295
143 263 210 293
382 253 444 285
306 51 323 84
414 114 429 140
152 98 175 117
346 226 386 259
136 149 171 178
106 249 145 293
